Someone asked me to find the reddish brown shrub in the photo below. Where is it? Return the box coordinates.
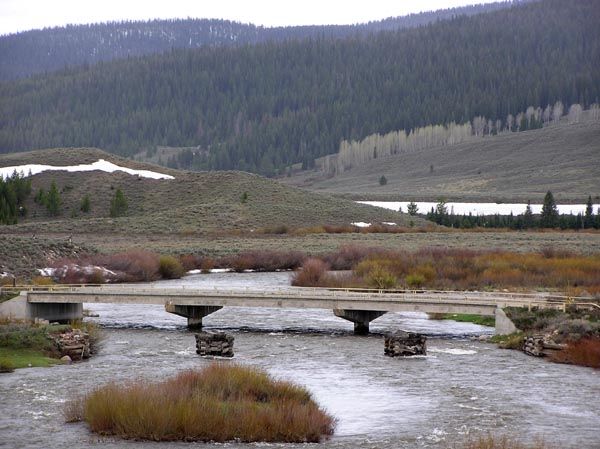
[219,251,306,272]
[291,258,329,287]
[179,254,200,271]
[549,338,600,368]
[322,245,389,270]
[199,257,216,273]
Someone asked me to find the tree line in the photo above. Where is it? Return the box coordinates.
[0,175,129,225]
[0,171,31,224]
[0,0,598,177]
[423,193,600,230]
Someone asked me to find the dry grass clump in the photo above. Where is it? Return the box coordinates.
[65,364,335,443]
[549,337,600,368]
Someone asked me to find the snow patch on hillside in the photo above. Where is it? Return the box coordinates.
[0,159,174,180]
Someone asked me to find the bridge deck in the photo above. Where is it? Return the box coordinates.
[24,286,577,316]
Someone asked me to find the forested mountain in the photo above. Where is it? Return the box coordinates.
[0,1,521,80]
[0,0,598,176]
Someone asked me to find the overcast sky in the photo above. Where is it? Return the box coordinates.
[0,0,502,36]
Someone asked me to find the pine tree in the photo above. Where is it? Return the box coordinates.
[46,181,62,216]
[523,200,534,228]
[109,188,128,217]
[80,194,91,213]
[540,191,558,228]
[584,195,594,228]
[407,202,419,216]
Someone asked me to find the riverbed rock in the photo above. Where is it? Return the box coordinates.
[195,332,234,357]
[522,334,566,357]
[384,330,427,357]
[60,355,72,364]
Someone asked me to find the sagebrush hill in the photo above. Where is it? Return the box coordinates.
[0,148,418,235]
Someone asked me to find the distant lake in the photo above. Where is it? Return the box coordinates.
[359,201,597,216]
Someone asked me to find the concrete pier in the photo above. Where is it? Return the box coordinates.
[334,309,387,335]
[164,304,222,329]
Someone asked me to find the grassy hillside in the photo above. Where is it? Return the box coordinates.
[283,120,600,203]
[0,148,417,235]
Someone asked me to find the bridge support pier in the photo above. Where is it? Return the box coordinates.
[333,309,386,335]
[165,304,222,329]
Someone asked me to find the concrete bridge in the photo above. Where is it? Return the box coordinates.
[1,285,588,334]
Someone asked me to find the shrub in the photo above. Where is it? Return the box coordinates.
[405,273,425,288]
[366,265,396,289]
[31,276,54,286]
[65,364,335,443]
[355,259,397,289]
[0,358,15,372]
[179,254,199,271]
[199,257,216,273]
[220,250,306,272]
[292,258,329,287]
[158,255,185,279]
[490,332,525,350]
[549,337,600,368]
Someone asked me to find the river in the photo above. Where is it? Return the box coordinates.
[1,272,599,449]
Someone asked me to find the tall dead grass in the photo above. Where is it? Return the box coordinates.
[65,364,335,443]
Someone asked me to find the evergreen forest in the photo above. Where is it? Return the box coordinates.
[0,0,598,176]
[0,1,519,80]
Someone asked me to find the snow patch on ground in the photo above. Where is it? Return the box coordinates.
[39,264,118,281]
[1,159,174,180]
[351,222,371,227]
[37,268,56,277]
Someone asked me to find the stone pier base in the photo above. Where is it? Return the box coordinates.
[165,304,222,329]
[333,309,386,335]
[384,330,427,356]
[195,332,234,357]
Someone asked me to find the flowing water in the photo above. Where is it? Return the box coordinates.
[1,272,599,449]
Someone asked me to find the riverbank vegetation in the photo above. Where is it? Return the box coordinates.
[0,320,100,371]
[65,363,335,443]
[25,246,600,297]
[493,306,600,368]
[429,313,495,327]
[291,247,600,295]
